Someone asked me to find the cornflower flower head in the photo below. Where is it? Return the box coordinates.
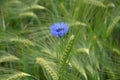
[50,22,69,37]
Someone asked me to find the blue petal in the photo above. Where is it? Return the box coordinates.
[61,22,69,34]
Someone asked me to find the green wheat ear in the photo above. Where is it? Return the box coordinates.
[84,0,105,7]
[7,72,31,80]
[0,54,19,63]
[59,35,75,80]
[36,58,58,80]
[106,16,120,37]
[10,37,35,46]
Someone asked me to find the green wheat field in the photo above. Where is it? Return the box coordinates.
[0,0,120,80]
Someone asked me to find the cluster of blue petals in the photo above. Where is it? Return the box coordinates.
[50,22,69,37]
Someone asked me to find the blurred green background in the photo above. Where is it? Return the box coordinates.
[0,0,120,80]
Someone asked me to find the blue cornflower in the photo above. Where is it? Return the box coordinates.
[50,22,69,37]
